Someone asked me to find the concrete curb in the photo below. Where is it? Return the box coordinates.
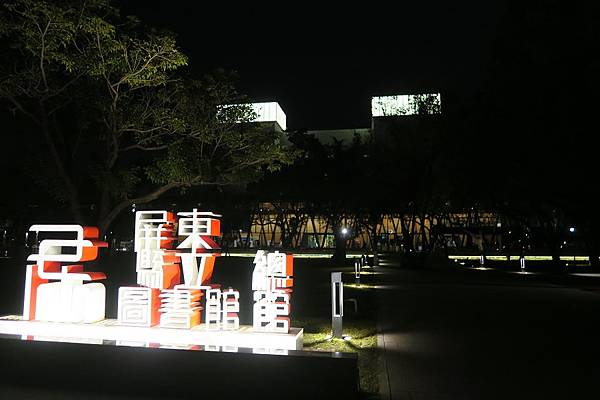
[375,266,392,400]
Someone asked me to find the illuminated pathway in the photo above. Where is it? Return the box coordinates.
[375,257,600,400]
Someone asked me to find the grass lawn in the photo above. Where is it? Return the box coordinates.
[294,269,382,399]
[298,315,380,397]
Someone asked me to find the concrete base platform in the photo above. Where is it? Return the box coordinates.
[0,332,359,399]
[0,315,303,351]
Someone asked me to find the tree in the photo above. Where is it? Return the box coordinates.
[1,0,294,235]
[255,130,373,260]
[0,0,120,222]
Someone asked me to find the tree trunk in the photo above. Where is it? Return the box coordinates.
[370,216,380,265]
[583,235,598,267]
[40,102,83,223]
[98,182,181,238]
[332,221,347,262]
[98,185,111,228]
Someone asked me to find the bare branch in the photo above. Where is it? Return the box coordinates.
[39,19,52,91]
[120,143,170,152]
[3,95,42,125]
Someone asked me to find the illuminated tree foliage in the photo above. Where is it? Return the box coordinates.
[0,0,293,234]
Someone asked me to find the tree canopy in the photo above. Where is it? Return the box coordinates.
[0,0,295,234]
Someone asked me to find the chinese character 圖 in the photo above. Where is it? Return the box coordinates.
[252,250,294,333]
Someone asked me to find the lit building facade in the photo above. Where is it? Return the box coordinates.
[236,202,502,254]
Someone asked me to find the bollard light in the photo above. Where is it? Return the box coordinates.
[331,272,343,338]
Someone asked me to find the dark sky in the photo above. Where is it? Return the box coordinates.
[118,1,508,130]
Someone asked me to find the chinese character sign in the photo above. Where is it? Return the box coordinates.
[134,211,180,289]
[252,250,294,333]
[119,209,243,331]
[175,210,221,288]
[23,225,108,323]
[21,212,295,336]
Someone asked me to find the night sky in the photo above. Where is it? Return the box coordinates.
[3,0,597,214]
[118,1,508,130]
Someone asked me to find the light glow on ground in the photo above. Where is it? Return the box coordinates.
[0,316,303,351]
[449,255,593,262]
[225,252,367,259]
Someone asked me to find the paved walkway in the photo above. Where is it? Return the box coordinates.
[375,258,600,399]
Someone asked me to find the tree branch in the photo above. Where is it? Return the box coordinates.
[3,95,42,125]
[38,19,51,91]
[120,143,170,152]
[99,181,182,235]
